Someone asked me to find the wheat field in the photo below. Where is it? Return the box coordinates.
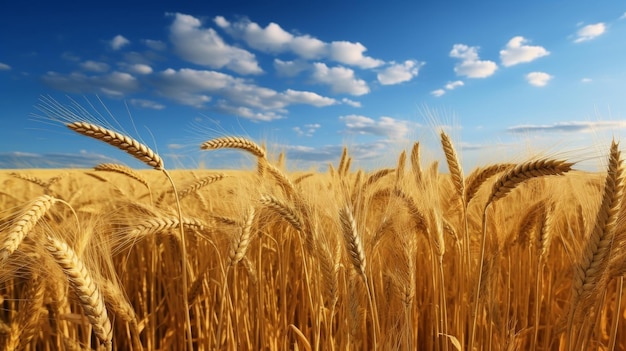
[1,124,626,350]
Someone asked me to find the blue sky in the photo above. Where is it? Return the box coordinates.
[1,1,625,171]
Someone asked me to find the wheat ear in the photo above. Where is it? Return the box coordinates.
[572,140,624,310]
[67,121,163,170]
[464,163,513,205]
[0,195,56,263]
[94,163,150,189]
[440,131,465,203]
[260,194,305,232]
[227,207,256,268]
[200,136,266,158]
[487,158,573,205]
[45,236,113,350]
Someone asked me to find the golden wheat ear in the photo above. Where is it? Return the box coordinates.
[200,136,266,158]
[67,121,164,170]
[45,235,113,350]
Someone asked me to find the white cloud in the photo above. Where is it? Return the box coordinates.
[508,120,626,134]
[153,68,337,119]
[328,41,384,68]
[574,23,606,43]
[110,35,130,50]
[42,71,139,97]
[126,63,153,75]
[168,13,262,75]
[293,123,321,137]
[340,114,411,140]
[0,62,12,70]
[450,44,497,78]
[431,89,446,97]
[377,60,423,85]
[214,16,293,52]
[342,98,361,107]
[525,71,553,87]
[80,60,110,73]
[581,77,592,83]
[215,16,383,67]
[273,59,309,77]
[282,89,337,107]
[445,80,464,90]
[129,98,165,110]
[143,39,166,51]
[311,63,369,96]
[620,12,626,20]
[500,36,550,66]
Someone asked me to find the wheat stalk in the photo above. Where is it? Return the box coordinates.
[45,235,113,350]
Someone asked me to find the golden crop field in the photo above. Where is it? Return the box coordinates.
[1,124,626,350]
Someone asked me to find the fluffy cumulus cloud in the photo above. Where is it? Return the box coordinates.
[525,71,552,87]
[508,120,626,134]
[42,71,139,97]
[215,16,383,67]
[168,13,262,75]
[311,63,369,96]
[574,23,606,43]
[500,36,550,66]
[377,60,423,85]
[126,63,153,75]
[110,35,130,50]
[340,114,411,140]
[450,44,497,78]
[328,41,384,68]
[152,68,337,120]
[0,62,11,70]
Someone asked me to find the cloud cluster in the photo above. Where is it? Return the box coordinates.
[500,36,550,66]
[450,44,498,78]
[0,62,12,70]
[311,63,369,96]
[214,16,384,69]
[339,114,412,140]
[169,13,262,75]
[153,68,337,120]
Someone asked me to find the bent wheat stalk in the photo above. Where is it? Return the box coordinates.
[470,157,574,351]
[45,236,113,351]
[67,121,193,351]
